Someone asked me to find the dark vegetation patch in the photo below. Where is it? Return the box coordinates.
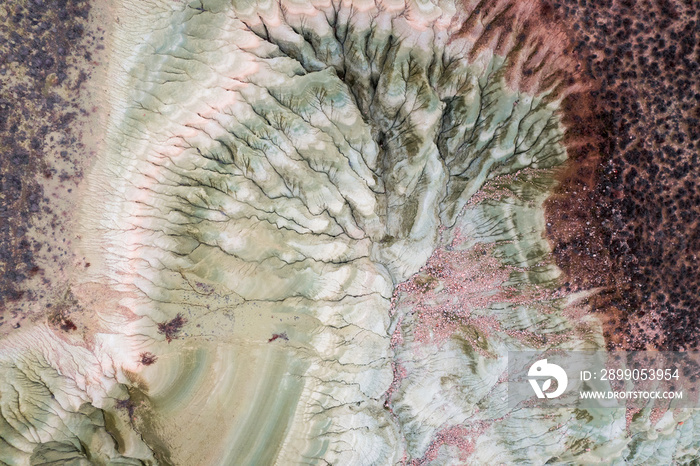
[545,0,699,350]
[46,288,81,332]
[115,398,136,420]
[157,313,187,342]
[0,0,100,324]
[139,352,158,365]
[268,332,288,343]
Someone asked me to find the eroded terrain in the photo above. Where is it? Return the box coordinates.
[0,0,698,464]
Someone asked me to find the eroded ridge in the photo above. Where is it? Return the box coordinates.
[79,0,574,463]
